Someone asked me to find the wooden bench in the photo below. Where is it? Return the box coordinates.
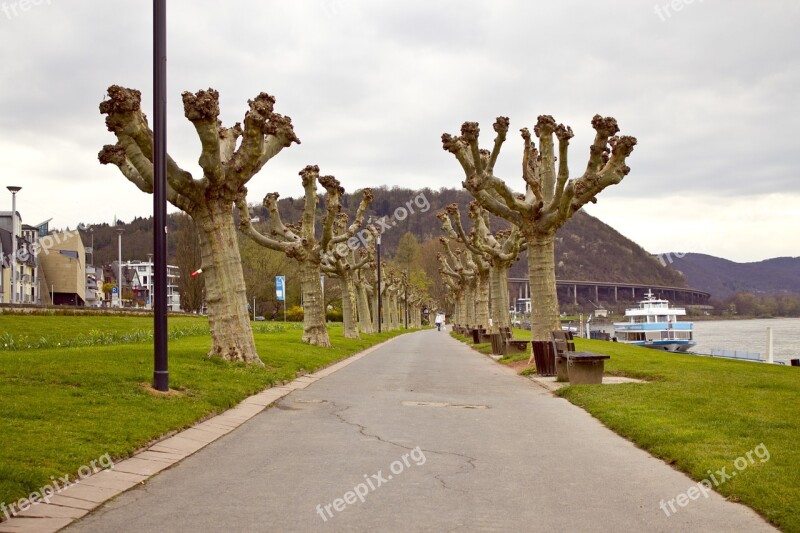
[489,327,531,356]
[551,330,611,384]
[500,327,531,354]
[552,330,576,382]
[566,351,611,384]
[471,326,491,344]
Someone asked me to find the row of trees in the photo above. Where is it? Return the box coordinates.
[438,115,637,340]
[98,86,426,366]
[715,293,800,318]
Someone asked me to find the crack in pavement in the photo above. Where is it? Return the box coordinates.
[328,400,476,492]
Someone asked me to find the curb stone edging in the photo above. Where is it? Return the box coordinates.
[0,335,404,533]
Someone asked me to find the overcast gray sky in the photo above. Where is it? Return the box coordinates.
[1,0,798,262]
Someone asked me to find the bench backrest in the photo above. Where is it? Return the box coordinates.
[551,330,576,355]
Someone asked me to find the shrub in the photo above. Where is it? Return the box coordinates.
[285,306,304,322]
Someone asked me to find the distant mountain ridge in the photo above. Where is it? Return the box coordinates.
[667,253,800,298]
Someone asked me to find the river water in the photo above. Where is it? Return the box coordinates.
[691,318,800,364]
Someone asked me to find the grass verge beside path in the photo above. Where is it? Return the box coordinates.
[451,330,800,532]
[0,317,409,510]
[0,314,209,350]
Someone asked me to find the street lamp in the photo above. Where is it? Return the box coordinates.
[116,227,124,308]
[6,186,21,304]
[375,222,382,333]
[404,271,409,329]
[367,215,383,332]
[88,227,94,266]
[152,0,169,391]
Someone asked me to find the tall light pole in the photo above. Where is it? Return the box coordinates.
[89,227,94,266]
[116,227,124,307]
[404,271,408,329]
[152,0,169,391]
[6,186,21,304]
[376,229,382,333]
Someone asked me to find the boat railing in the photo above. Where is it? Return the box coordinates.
[624,306,687,314]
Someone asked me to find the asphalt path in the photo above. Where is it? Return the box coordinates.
[66,329,774,532]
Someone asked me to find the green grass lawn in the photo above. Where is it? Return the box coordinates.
[452,330,800,532]
[0,315,408,509]
[0,314,210,350]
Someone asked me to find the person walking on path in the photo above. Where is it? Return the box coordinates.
[434,312,444,331]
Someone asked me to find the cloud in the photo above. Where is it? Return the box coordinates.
[0,0,798,261]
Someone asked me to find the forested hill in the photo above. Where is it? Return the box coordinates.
[668,253,800,298]
[80,186,685,288]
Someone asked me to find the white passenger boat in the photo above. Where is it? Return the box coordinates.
[613,291,696,352]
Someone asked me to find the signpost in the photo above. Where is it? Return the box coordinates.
[276,275,286,321]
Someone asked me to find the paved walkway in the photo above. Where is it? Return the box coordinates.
[57,329,772,532]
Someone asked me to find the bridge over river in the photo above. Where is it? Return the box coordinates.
[508,278,711,308]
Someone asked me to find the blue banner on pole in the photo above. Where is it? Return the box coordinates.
[276,276,285,301]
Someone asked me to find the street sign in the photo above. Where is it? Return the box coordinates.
[275,276,285,301]
[112,287,118,294]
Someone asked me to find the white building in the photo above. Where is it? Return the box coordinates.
[123,260,181,311]
[0,212,40,304]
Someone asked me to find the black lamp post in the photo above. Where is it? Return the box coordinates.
[152,0,169,391]
[376,230,382,333]
[369,216,382,333]
[404,272,408,329]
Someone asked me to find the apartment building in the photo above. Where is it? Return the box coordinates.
[122,260,181,311]
[0,212,39,304]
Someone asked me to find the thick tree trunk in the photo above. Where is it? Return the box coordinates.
[456,291,466,327]
[464,282,476,328]
[356,282,373,334]
[300,260,331,347]
[341,273,359,339]
[490,265,511,331]
[527,232,561,340]
[475,270,490,331]
[196,206,262,365]
[385,292,396,330]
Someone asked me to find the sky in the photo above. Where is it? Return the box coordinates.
[0,0,798,263]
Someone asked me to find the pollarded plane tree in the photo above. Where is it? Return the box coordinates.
[437,238,477,328]
[349,228,379,334]
[99,86,299,364]
[402,282,425,328]
[380,267,405,331]
[236,166,372,347]
[441,276,463,326]
[437,251,468,327]
[442,115,636,340]
[380,267,398,331]
[438,201,524,332]
[389,271,409,329]
[364,265,381,333]
[321,218,375,339]
[440,227,491,331]
[353,259,376,334]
